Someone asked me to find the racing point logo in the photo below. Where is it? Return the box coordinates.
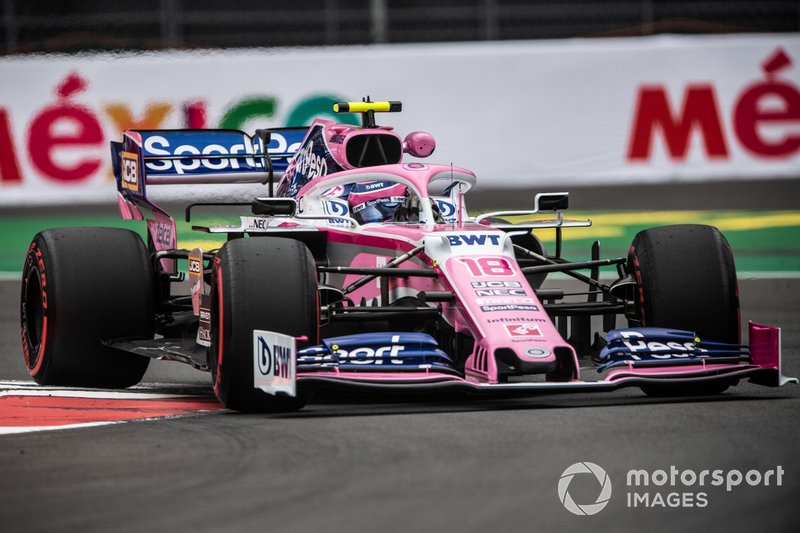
[558,462,612,516]
[504,323,543,337]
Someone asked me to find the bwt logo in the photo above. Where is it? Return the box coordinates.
[258,337,291,379]
[447,234,501,246]
[324,199,350,217]
[435,200,456,219]
[558,462,613,516]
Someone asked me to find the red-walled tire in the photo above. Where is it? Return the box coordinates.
[210,237,319,412]
[20,228,154,388]
[628,224,739,396]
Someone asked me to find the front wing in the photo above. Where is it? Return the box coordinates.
[252,322,796,398]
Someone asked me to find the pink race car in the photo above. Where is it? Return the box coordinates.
[20,100,796,411]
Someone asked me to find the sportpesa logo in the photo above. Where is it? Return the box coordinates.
[558,462,612,516]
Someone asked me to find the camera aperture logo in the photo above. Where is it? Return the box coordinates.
[558,462,612,516]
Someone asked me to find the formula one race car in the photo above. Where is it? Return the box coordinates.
[20,99,796,411]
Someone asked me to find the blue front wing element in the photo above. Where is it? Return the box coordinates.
[597,327,749,372]
[297,332,455,373]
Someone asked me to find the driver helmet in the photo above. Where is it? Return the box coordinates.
[348,181,407,224]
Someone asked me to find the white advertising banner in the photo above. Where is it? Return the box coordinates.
[0,34,798,206]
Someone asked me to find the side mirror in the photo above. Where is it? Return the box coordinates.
[403,131,436,158]
[534,192,569,212]
[251,197,296,216]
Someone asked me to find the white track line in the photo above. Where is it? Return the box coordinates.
[0,421,120,435]
[0,380,198,399]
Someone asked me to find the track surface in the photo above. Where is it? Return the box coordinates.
[1,278,798,532]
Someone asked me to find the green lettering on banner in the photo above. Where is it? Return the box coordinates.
[219,97,276,130]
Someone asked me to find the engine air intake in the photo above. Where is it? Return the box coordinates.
[345,133,403,168]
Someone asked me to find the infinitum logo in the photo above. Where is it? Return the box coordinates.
[558,462,613,516]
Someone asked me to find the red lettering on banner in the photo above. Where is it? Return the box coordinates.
[627,84,729,160]
[734,48,800,158]
[0,108,22,183]
[183,100,207,128]
[26,72,104,183]
[628,47,799,163]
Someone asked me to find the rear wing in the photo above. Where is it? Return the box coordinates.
[111,127,307,203]
[110,127,307,275]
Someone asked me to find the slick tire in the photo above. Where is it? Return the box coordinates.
[512,232,548,290]
[20,228,154,388]
[210,238,318,412]
[628,224,740,396]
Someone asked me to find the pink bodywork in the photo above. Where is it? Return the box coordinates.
[283,130,789,390]
[403,131,436,157]
[292,160,576,385]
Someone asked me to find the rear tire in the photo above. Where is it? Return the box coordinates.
[210,238,319,412]
[20,228,154,388]
[628,224,739,396]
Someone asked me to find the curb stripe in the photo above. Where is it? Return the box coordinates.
[0,382,223,435]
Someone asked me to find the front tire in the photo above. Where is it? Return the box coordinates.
[210,238,319,412]
[628,224,739,396]
[20,228,154,388]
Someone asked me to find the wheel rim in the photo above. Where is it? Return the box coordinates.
[210,265,224,398]
[22,268,44,370]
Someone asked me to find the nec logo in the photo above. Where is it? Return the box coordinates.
[447,234,501,246]
[248,218,268,229]
[475,289,527,296]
